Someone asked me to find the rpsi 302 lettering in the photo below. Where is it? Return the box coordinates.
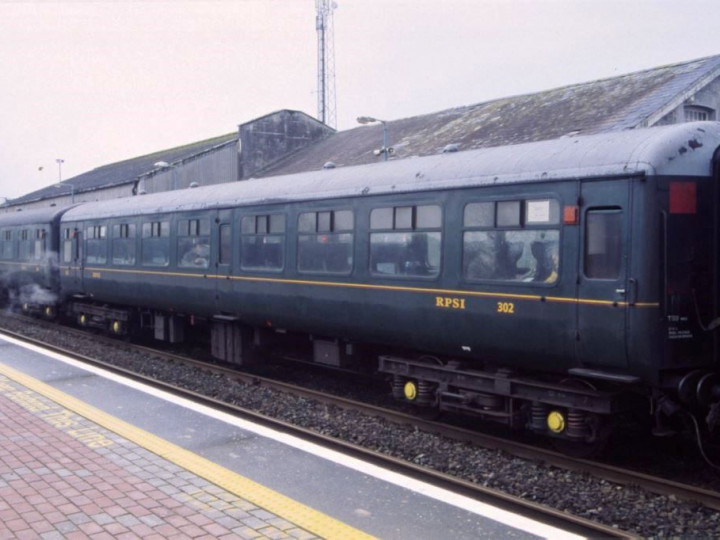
[435,297,466,310]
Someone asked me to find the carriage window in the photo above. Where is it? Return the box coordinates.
[298,210,353,274]
[141,220,170,266]
[241,214,285,271]
[178,218,211,269]
[525,199,560,225]
[86,225,107,264]
[111,223,136,265]
[18,228,45,262]
[18,229,32,261]
[496,201,521,227]
[62,227,76,263]
[33,229,47,260]
[464,202,494,227]
[464,230,559,282]
[463,199,560,283]
[370,205,442,278]
[219,224,231,265]
[585,208,622,279]
[0,229,13,260]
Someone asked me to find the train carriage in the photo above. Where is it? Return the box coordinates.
[0,206,69,316]
[19,121,720,447]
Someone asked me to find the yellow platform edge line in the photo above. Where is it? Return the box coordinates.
[0,361,375,540]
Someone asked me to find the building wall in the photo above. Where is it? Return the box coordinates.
[684,78,720,120]
[238,110,334,179]
[138,142,239,195]
[654,76,720,126]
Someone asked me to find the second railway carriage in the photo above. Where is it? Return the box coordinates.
[0,206,69,314]
[54,121,720,445]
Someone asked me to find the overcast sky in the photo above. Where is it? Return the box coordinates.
[1,0,719,199]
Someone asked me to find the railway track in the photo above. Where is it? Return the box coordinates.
[2,315,719,535]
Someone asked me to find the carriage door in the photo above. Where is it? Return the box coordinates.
[214,209,233,311]
[61,225,83,290]
[576,179,632,368]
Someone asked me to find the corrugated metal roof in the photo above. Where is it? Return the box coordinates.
[62,122,720,221]
[262,55,720,177]
[12,54,720,208]
[10,133,238,205]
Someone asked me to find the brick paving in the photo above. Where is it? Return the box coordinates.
[0,374,318,539]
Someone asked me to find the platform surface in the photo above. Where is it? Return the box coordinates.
[0,334,580,539]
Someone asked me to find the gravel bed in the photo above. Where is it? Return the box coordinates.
[2,315,720,537]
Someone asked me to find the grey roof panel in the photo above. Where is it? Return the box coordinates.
[262,55,720,178]
[62,122,720,222]
[0,205,73,227]
[10,133,238,205]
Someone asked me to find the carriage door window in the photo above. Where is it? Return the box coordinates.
[62,228,77,263]
[584,208,622,279]
[34,229,47,260]
[219,224,231,266]
[0,230,12,260]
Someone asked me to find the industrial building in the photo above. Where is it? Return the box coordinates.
[6,54,720,212]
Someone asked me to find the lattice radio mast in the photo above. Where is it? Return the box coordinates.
[316,0,337,128]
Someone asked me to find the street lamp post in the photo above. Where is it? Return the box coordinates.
[56,158,64,182]
[357,116,390,161]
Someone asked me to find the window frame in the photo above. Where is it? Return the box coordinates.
[240,212,286,272]
[177,217,211,269]
[297,209,354,275]
[85,224,108,265]
[369,204,442,279]
[141,219,170,267]
[583,207,623,280]
[111,222,137,266]
[461,198,561,285]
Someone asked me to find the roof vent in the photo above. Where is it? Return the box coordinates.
[189,182,199,188]
[442,143,459,153]
[323,161,336,169]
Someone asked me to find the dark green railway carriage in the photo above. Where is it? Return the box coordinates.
[56,122,720,445]
[0,206,69,316]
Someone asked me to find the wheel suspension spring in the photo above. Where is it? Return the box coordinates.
[416,381,437,406]
[530,402,548,431]
[566,409,589,440]
[391,376,405,400]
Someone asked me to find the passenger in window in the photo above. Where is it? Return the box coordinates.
[182,242,210,268]
[546,250,559,283]
[531,241,558,283]
[467,234,499,280]
[500,241,523,279]
[402,234,430,276]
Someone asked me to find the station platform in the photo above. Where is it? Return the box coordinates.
[0,334,580,539]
